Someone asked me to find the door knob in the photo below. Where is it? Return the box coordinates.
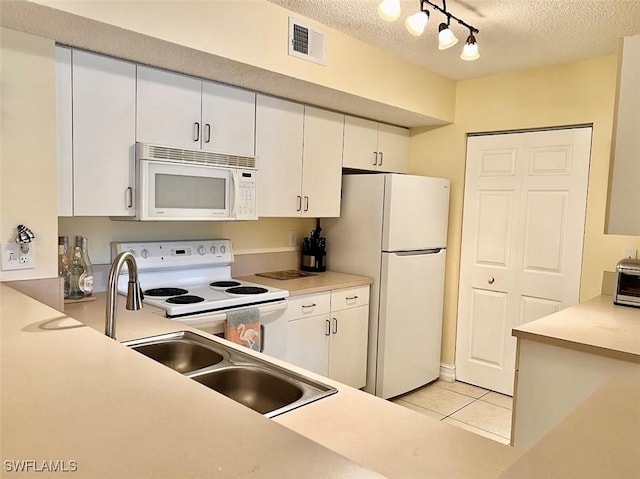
[488,276,495,285]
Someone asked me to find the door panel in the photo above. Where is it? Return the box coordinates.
[378,250,446,398]
[468,289,507,367]
[383,175,450,251]
[456,127,592,395]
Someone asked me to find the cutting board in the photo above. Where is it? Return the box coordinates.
[256,270,317,280]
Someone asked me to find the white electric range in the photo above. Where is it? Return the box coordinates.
[112,239,289,358]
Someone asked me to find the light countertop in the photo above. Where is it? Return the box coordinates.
[512,295,640,362]
[237,271,372,296]
[1,284,523,478]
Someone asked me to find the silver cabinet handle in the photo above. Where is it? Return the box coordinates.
[259,324,265,352]
[126,187,133,208]
[488,276,495,285]
[325,319,331,336]
[303,196,309,212]
[332,317,338,335]
[205,123,211,143]
[373,152,378,165]
[194,122,200,142]
[345,295,358,301]
[302,303,317,309]
[378,151,384,166]
[296,195,302,212]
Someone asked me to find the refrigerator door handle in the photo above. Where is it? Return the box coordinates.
[392,248,445,256]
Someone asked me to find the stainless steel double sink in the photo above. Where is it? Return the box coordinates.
[122,331,337,418]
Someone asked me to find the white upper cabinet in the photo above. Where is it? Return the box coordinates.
[136,66,255,156]
[343,116,408,173]
[56,46,73,217]
[256,95,344,217]
[607,34,640,236]
[301,106,344,217]
[58,49,136,216]
[256,95,305,217]
[201,81,255,157]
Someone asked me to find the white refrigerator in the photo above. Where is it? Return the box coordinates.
[325,174,450,399]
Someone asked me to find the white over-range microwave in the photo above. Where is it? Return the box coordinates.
[117,143,258,221]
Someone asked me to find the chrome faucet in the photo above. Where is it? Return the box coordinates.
[105,251,143,339]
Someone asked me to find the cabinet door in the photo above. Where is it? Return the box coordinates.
[72,50,136,216]
[201,81,255,156]
[286,314,330,377]
[56,46,73,217]
[342,116,379,170]
[136,66,202,149]
[255,95,304,217]
[377,123,408,173]
[328,305,369,388]
[301,107,344,218]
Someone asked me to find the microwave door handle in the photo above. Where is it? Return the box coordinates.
[230,171,239,218]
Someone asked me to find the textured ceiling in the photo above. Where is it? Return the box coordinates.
[267,0,640,81]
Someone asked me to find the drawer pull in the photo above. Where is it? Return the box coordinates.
[345,295,359,301]
[302,303,317,309]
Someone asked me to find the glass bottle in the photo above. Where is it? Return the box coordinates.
[58,236,70,298]
[67,244,86,300]
[79,236,94,297]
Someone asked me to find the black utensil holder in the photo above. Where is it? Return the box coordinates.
[301,252,326,272]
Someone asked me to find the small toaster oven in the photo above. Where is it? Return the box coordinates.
[614,258,640,308]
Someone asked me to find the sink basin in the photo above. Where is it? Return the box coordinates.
[191,366,303,415]
[131,339,224,374]
[123,331,337,418]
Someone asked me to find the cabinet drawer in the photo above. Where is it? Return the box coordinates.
[286,292,331,319]
[331,286,370,311]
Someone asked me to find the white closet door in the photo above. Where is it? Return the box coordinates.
[456,128,592,395]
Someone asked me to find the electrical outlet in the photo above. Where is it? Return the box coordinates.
[288,230,298,247]
[624,249,637,259]
[1,242,35,271]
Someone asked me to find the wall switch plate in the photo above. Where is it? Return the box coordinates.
[288,230,298,247]
[1,241,35,271]
[624,249,638,259]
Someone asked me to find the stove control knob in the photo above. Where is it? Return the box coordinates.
[140,249,149,259]
[210,245,217,255]
[198,246,207,255]
[220,245,226,254]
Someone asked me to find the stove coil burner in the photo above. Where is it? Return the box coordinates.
[226,286,269,295]
[166,295,205,304]
[144,287,189,297]
[209,281,242,288]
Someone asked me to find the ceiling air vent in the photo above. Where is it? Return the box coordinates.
[288,18,326,65]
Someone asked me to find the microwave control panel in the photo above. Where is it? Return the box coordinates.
[235,170,258,220]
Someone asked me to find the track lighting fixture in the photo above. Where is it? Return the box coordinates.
[378,0,480,61]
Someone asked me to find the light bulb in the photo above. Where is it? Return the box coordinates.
[438,23,458,50]
[378,0,401,22]
[460,35,479,61]
[405,11,429,36]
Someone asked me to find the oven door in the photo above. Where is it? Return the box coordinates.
[172,300,288,360]
[139,159,232,220]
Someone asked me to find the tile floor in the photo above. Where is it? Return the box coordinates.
[391,379,513,445]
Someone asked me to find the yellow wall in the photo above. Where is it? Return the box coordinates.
[33,0,455,123]
[0,28,58,281]
[58,217,316,265]
[409,56,640,365]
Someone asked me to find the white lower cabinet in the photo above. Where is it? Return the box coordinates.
[286,286,369,388]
